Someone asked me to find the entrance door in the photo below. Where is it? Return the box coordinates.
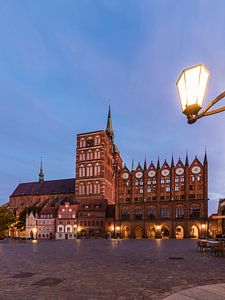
[190,225,199,239]
[175,226,184,239]
[122,226,130,238]
[135,226,143,239]
[147,227,155,238]
[65,234,68,240]
[161,226,170,238]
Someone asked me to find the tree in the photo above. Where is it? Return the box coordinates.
[0,207,16,238]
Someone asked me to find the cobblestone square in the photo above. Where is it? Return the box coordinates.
[0,239,225,299]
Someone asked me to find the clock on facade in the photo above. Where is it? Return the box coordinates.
[121,173,129,179]
[148,170,156,177]
[176,167,184,175]
[191,166,201,174]
[86,139,94,147]
[135,171,143,179]
[161,169,170,177]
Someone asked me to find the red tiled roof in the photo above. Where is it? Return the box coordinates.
[10,178,75,197]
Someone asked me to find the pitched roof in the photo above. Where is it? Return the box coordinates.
[39,206,58,217]
[10,178,75,197]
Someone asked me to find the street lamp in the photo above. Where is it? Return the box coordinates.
[176,64,225,124]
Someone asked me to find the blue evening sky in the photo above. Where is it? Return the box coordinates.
[1,1,225,214]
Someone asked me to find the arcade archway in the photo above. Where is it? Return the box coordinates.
[147,226,155,238]
[175,226,184,239]
[190,225,199,239]
[122,226,130,238]
[135,226,143,239]
[161,226,170,238]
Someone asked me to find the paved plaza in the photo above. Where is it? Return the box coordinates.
[0,239,225,299]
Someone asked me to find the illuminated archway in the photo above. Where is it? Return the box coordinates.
[122,226,130,238]
[147,226,155,238]
[190,225,199,239]
[175,226,184,239]
[161,226,170,238]
[135,226,143,239]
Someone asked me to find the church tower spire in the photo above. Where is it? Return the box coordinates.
[39,159,44,183]
[204,148,208,165]
[106,105,114,143]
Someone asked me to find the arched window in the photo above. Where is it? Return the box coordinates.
[79,165,85,177]
[147,207,156,219]
[89,183,93,194]
[95,136,101,146]
[120,208,130,220]
[94,163,101,176]
[86,164,93,177]
[94,182,100,194]
[96,182,100,194]
[190,204,200,218]
[87,150,93,160]
[86,183,92,194]
[86,183,90,194]
[79,151,85,161]
[161,206,169,218]
[94,149,100,159]
[79,184,85,195]
[175,205,184,218]
[80,138,85,148]
[135,207,142,220]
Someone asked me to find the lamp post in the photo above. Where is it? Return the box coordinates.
[74,224,77,239]
[143,198,146,239]
[176,64,225,124]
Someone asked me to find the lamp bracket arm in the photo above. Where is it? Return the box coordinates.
[201,91,225,116]
[187,91,225,123]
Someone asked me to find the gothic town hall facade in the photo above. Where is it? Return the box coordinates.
[10,107,208,239]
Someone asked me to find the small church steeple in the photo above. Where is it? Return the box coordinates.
[106,105,114,143]
[131,159,135,172]
[39,159,44,183]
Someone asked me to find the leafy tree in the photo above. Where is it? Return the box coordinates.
[0,207,16,238]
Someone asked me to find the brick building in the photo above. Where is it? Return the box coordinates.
[36,206,57,239]
[116,155,208,239]
[10,107,208,239]
[77,199,108,238]
[209,199,225,237]
[55,202,79,239]
[9,176,75,213]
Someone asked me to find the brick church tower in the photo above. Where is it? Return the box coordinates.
[75,107,122,205]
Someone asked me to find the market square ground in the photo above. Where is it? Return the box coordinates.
[0,239,225,299]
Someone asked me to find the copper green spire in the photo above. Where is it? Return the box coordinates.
[106,105,114,143]
[39,158,44,183]
[131,159,135,171]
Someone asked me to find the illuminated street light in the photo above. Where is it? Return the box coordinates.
[176,64,225,124]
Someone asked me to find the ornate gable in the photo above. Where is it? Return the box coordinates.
[147,161,156,178]
[161,160,170,177]
[190,156,203,174]
[175,158,185,176]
